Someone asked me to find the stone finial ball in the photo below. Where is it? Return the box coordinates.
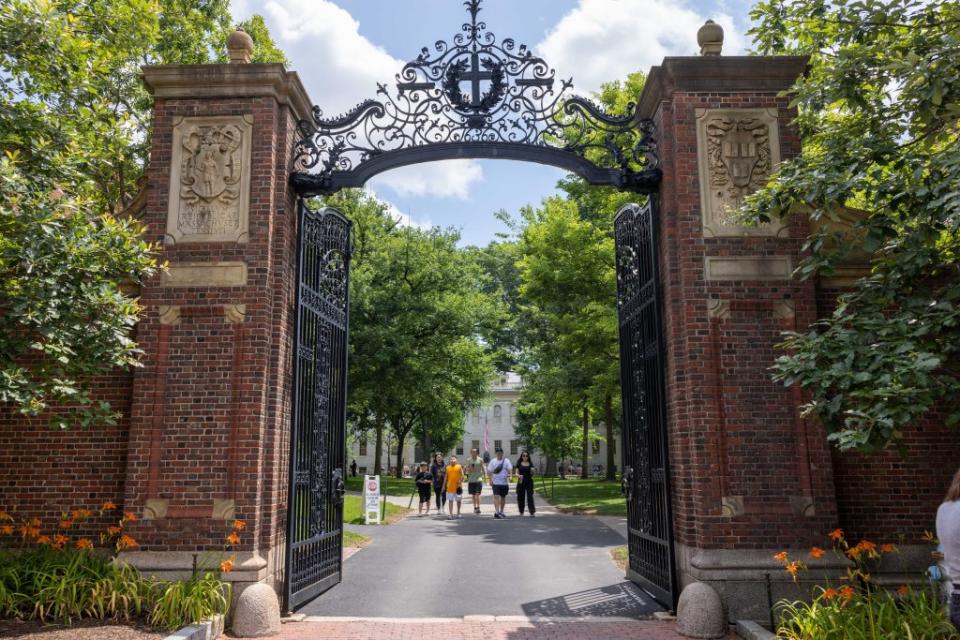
[227,28,254,64]
[697,19,724,56]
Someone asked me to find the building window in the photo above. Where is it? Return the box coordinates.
[471,439,480,452]
[456,444,464,455]
[494,439,502,453]
[510,439,518,455]
[359,466,367,475]
[359,434,367,456]
[493,405,502,423]
[592,439,601,454]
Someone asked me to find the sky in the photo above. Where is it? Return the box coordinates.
[230,0,751,246]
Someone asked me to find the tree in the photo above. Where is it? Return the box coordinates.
[746,0,960,451]
[0,1,285,425]
[327,190,499,476]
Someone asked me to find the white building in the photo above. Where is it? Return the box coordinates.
[348,372,619,476]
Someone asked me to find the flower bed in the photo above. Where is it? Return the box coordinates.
[773,529,958,639]
[0,504,243,633]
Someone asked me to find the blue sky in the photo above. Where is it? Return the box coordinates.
[231,0,752,246]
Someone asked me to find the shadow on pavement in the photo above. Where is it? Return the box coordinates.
[519,581,659,619]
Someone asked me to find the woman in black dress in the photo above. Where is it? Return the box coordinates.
[430,452,446,512]
[516,450,536,517]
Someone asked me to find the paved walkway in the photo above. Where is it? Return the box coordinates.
[303,486,659,619]
[275,619,734,640]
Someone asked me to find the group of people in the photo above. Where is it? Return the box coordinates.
[413,447,537,520]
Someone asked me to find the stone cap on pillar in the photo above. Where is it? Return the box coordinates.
[141,64,313,123]
[636,55,809,119]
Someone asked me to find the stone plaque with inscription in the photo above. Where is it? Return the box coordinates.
[695,108,785,237]
[166,115,253,244]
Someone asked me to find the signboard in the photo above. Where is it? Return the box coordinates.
[363,475,381,525]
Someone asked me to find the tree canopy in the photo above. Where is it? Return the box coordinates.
[0,0,285,426]
[746,0,960,451]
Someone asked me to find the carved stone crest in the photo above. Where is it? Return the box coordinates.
[696,109,785,237]
[166,115,252,244]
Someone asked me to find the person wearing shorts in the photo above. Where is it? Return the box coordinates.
[488,447,512,519]
[464,447,487,514]
[445,455,464,519]
[414,462,433,516]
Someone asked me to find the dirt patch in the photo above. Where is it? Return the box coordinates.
[0,619,164,640]
[553,506,599,515]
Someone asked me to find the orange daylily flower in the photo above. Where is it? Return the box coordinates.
[72,509,93,520]
[880,543,896,554]
[220,558,235,573]
[101,500,117,511]
[773,551,789,562]
[117,534,138,550]
[0,511,12,521]
[839,586,856,601]
[123,511,138,523]
[822,587,839,600]
[828,528,844,541]
[785,561,802,576]
[75,538,94,550]
[107,525,122,536]
[36,535,51,545]
[897,585,910,596]
[0,525,13,535]
[226,532,241,545]
[233,520,246,531]
[20,518,41,540]
[809,547,825,559]
[51,534,69,550]
[59,519,73,529]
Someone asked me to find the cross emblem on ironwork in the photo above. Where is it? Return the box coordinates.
[462,52,493,109]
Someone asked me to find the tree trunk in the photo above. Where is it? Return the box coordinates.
[581,404,590,479]
[374,414,384,475]
[604,393,617,481]
[545,456,557,477]
[395,429,405,479]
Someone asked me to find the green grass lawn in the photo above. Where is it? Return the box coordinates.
[343,494,409,525]
[345,475,417,497]
[343,530,370,548]
[535,477,625,515]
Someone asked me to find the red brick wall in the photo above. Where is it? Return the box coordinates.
[652,76,839,551]
[0,369,133,540]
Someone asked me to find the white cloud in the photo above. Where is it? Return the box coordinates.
[367,160,484,200]
[376,197,433,231]
[537,0,745,94]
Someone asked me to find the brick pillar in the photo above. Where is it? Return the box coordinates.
[119,61,311,599]
[638,56,844,623]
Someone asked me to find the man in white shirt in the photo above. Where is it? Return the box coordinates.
[488,447,513,519]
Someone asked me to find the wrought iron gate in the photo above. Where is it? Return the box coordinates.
[614,199,677,608]
[285,202,351,611]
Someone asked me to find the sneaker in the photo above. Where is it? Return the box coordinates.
[493,513,502,519]
[474,508,480,514]
[530,513,536,517]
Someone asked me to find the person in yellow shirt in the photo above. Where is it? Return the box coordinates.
[445,455,464,520]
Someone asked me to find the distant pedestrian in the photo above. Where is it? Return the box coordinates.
[350,459,357,477]
[515,450,536,517]
[414,462,433,516]
[464,447,488,515]
[430,453,446,511]
[937,466,960,632]
[445,455,464,519]
[488,447,512,519]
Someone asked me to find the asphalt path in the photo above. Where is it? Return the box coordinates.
[302,487,661,619]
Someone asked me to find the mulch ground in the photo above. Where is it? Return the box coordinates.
[0,619,164,639]
[275,619,737,640]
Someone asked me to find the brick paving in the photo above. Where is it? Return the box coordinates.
[272,618,736,640]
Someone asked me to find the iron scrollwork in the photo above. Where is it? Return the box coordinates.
[290,0,661,195]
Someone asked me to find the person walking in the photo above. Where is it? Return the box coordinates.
[464,447,487,515]
[414,462,433,516]
[515,450,536,517]
[937,467,960,632]
[488,447,512,519]
[350,459,357,477]
[430,453,446,512]
[445,454,464,519]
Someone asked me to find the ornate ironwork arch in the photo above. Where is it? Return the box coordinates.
[289,0,662,196]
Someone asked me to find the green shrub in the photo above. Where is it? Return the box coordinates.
[149,572,230,631]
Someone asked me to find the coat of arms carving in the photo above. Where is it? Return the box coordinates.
[166,115,253,244]
[695,109,785,237]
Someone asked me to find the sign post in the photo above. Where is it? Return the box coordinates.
[363,475,381,525]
